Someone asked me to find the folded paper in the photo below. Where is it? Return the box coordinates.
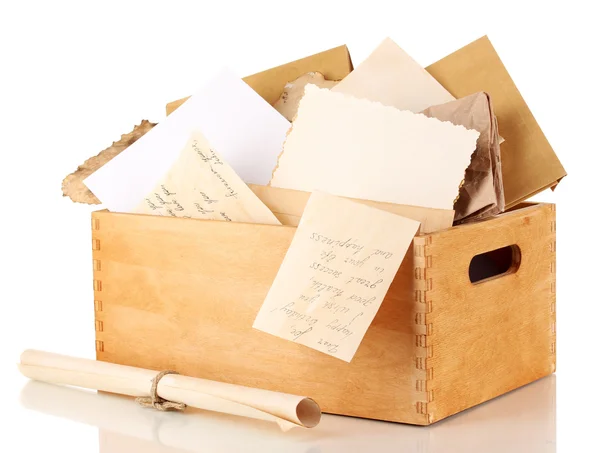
[422,92,504,221]
[270,85,479,210]
[84,68,290,213]
[253,192,420,362]
[133,131,280,225]
[332,37,454,112]
[426,36,566,208]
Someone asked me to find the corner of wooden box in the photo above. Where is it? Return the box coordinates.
[91,210,105,361]
[412,235,436,424]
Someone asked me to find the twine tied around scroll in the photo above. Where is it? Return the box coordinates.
[136,370,187,411]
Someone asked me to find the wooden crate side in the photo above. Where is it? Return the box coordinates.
[91,211,423,424]
[422,203,556,423]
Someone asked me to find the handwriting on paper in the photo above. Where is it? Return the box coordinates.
[253,192,420,361]
[133,131,280,225]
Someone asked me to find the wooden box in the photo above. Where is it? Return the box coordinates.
[91,200,556,425]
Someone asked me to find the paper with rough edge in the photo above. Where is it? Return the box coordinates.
[84,68,290,213]
[426,35,566,208]
[273,72,338,121]
[253,192,420,362]
[421,92,505,222]
[270,85,480,210]
[132,131,280,225]
[62,120,156,204]
[332,37,454,112]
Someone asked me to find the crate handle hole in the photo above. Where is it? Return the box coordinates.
[469,245,521,284]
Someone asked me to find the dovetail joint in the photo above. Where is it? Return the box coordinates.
[93,280,102,291]
[95,340,104,352]
[94,300,103,312]
[93,259,101,271]
[95,320,104,332]
[92,239,101,251]
[414,236,434,419]
[92,218,100,230]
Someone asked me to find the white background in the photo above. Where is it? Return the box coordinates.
[1,1,598,451]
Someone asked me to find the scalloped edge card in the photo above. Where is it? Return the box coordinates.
[270,85,480,210]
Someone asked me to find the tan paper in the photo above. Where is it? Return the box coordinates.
[270,85,479,210]
[249,184,455,233]
[166,45,353,115]
[19,349,321,429]
[273,72,338,121]
[332,37,454,112]
[426,36,566,207]
[253,192,420,362]
[133,131,280,225]
[421,92,504,222]
[62,120,156,204]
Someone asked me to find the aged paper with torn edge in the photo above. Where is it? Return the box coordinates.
[273,72,338,121]
[253,192,420,362]
[332,37,454,112]
[133,131,280,225]
[166,45,353,115]
[84,68,290,213]
[270,85,479,210]
[421,92,504,222]
[62,120,156,204]
[426,35,566,208]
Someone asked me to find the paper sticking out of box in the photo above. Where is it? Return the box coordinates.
[84,68,291,213]
[132,131,281,225]
[426,36,567,208]
[249,184,455,233]
[62,120,156,205]
[270,85,480,210]
[332,37,454,112]
[422,92,504,222]
[166,45,354,116]
[253,191,420,362]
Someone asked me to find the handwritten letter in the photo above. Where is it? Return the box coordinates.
[133,131,280,225]
[253,192,420,361]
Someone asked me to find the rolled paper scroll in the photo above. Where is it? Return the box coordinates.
[18,350,321,429]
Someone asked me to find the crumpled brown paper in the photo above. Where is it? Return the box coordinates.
[61,120,156,204]
[421,92,504,223]
[273,72,338,121]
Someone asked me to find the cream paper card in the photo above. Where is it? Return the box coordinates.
[270,85,480,210]
[253,192,420,362]
[332,37,454,112]
[133,131,280,225]
[84,68,290,213]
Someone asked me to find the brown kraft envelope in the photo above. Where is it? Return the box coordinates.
[426,36,566,208]
[166,45,353,115]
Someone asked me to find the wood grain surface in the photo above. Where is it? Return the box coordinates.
[92,203,555,424]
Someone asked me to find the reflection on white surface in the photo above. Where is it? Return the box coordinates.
[20,376,555,453]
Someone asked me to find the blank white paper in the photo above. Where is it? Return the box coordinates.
[84,69,291,213]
